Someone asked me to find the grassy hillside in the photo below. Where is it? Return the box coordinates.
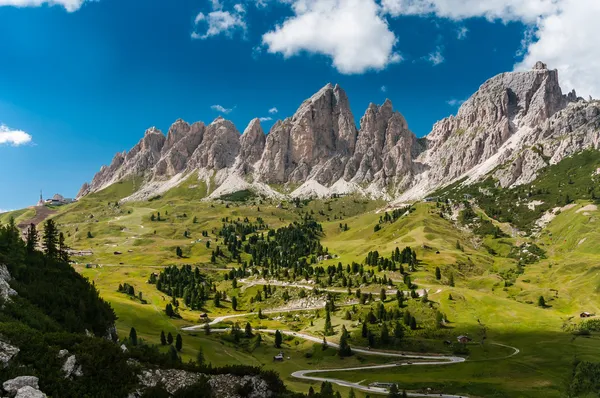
[5,155,600,397]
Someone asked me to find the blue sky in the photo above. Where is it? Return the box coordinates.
[0,0,597,211]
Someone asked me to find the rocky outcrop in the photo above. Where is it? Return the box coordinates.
[0,340,19,368]
[0,264,17,302]
[137,369,273,398]
[77,62,600,202]
[14,386,46,398]
[61,354,83,378]
[3,376,39,396]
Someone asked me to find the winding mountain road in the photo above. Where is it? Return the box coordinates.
[182,311,519,397]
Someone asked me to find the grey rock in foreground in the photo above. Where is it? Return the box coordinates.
[14,386,46,398]
[3,376,39,396]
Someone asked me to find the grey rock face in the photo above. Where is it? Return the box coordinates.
[0,340,19,368]
[62,355,83,378]
[0,265,17,302]
[155,120,204,177]
[188,117,241,170]
[14,386,46,398]
[236,118,266,174]
[3,376,39,396]
[78,62,600,202]
[138,369,273,397]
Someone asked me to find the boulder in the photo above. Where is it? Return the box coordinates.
[3,376,39,396]
[14,386,46,398]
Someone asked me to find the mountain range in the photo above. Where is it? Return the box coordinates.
[77,61,600,202]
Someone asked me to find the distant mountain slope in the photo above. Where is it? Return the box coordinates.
[77,62,600,202]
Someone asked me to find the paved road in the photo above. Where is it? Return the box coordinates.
[182,313,518,397]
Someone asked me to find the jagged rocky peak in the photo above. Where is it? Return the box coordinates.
[154,119,205,177]
[238,118,266,167]
[187,117,241,170]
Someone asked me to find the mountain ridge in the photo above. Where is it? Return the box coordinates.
[77,62,600,202]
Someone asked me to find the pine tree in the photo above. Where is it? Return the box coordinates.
[129,327,138,346]
[448,272,455,287]
[165,303,174,317]
[538,296,546,307]
[362,322,368,338]
[394,321,404,340]
[58,232,69,262]
[410,316,417,330]
[387,384,401,398]
[245,322,253,337]
[258,308,263,319]
[25,223,38,253]
[380,323,389,344]
[213,293,220,307]
[204,323,211,335]
[231,296,238,311]
[275,330,282,348]
[42,219,59,258]
[87,231,93,239]
[176,246,183,257]
[435,267,441,280]
[175,333,183,351]
[196,347,205,366]
[160,331,166,345]
[339,326,352,357]
[380,288,386,302]
[324,308,334,336]
[167,332,174,345]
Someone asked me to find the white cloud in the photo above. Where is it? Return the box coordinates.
[192,3,246,40]
[380,85,387,92]
[380,0,559,23]
[262,0,402,74]
[268,107,278,114]
[0,209,9,214]
[515,0,600,98]
[259,117,273,122]
[426,47,445,65]
[211,105,234,114]
[446,98,466,106]
[0,124,32,146]
[457,26,468,39]
[0,0,85,12]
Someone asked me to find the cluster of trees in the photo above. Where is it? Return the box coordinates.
[378,206,413,225]
[118,282,147,303]
[151,265,214,311]
[158,330,183,351]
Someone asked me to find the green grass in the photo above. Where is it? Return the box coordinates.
[12,165,600,397]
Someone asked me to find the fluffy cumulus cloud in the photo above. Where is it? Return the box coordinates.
[0,0,85,11]
[268,107,278,114]
[192,2,246,40]
[515,0,600,97]
[378,0,600,97]
[210,105,234,114]
[380,0,559,22]
[262,0,402,74]
[0,124,32,146]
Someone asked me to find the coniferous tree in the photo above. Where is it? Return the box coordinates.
[176,246,183,257]
[448,272,455,287]
[274,330,282,348]
[338,326,352,357]
[231,296,238,311]
[175,333,183,351]
[380,288,386,302]
[387,384,401,398]
[435,267,441,280]
[25,223,38,253]
[58,232,69,262]
[160,331,167,345]
[43,219,59,258]
[196,347,205,366]
[362,321,368,338]
[245,322,253,337]
[167,332,174,345]
[538,296,546,307]
[324,308,334,336]
[394,321,404,340]
[129,327,138,346]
